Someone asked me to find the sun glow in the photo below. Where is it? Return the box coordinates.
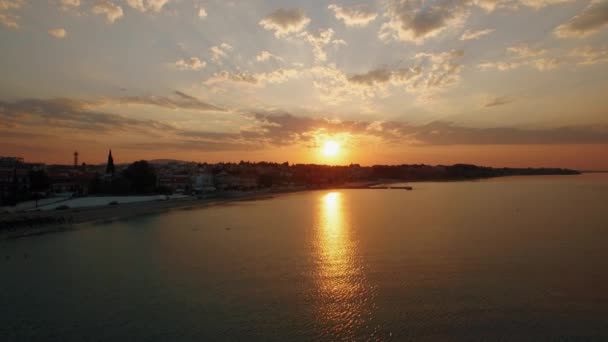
[322,140,340,157]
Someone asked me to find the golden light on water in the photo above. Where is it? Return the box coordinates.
[315,192,375,338]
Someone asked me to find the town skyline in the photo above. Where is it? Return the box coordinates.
[1,1,608,169]
[10,148,608,170]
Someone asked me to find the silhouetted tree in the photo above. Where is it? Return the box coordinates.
[123,160,157,193]
[88,173,102,195]
[29,169,50,192]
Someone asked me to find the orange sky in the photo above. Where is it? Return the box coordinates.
[1,1,608,170]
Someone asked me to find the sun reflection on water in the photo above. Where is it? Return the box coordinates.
[315,192,376,339]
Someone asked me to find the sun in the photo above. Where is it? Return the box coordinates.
[322,140,340,157]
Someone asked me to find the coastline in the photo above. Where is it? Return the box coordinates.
[1,173,588,240]
[0,187,316,240]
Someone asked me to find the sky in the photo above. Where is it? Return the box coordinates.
[1,0,607,169]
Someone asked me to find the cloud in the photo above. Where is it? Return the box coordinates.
[479,44,561,71]
[302,28,336,62]
[472,0,510,12]
[120,91,224,111]
[460,28,494,40]
[310,49,460,104]
[533,57,561,71]
[4,99,608,151]
[259,8,311,38]
[348,68,393,86]
[478,61,523,71]
[205,69,301,86]
[570,45,608,65]
[60,0,80,8]
[484,95,514,107]
[0,98,172,133]
[508,43,546,58]
[554,0,608,38]
[198,6,207,18]
[414,50,464,91]
[210,43,233,63]
[245,112,608,147]
[0,0,25,29]
[379,0,470,44]
[520,0,574,9]
[126,0,170,12]
[328,4,377,27]
[205,71,259,86]
[406,121,608,145]
[174,57,206,70]
[48,28,67,39]
[92,1,124,23]
[256,50,285,63]
[256,68,301,84]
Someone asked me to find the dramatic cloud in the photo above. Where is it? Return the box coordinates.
[256,50,285,63]
[210,43,233,63]
[126,0,170,12]
[484,95,514,107]
[0,0,25,29]
[4,98,608,154]
[379,0,470,44]
[570,45,608,65]
[460,28,494,40]
[0,98,172,133]
[554,0,608,38]
[259,8,311,38]
[328,4,377,27]
[92,1,124,23]
[407,121,608,145]
[120,91,224,111]
[48,28,67,39]
[174,57,206,70]
[313,49,461,103]
[245,112,608,147]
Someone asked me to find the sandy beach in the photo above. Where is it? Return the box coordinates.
[0,190,301,240]
[0,181,410,240]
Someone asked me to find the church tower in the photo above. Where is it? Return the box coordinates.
[106,150,115,176]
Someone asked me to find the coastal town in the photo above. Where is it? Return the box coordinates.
[1,150,580,213]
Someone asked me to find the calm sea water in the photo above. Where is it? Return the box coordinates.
[2,174,608,341]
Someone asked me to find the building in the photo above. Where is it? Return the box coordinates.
[0,157,31,206]
[47,165,95,196]
[192,172,215,193]
[157,174,192,194]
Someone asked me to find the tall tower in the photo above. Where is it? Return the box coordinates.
[74,151,79,167]
[106,150,115,176]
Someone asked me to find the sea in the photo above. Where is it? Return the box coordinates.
[2,173,608,341]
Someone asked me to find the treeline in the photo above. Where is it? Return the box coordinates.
[89,160,162,195]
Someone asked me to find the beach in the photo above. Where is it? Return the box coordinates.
[0,190,301,240]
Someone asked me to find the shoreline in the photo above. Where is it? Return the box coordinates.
[0,173,588,240]
[0,187,317,240]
